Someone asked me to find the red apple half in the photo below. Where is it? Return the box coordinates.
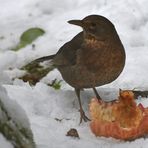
[89,90,148,140]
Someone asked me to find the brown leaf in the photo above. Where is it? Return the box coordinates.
[66,128,80,138]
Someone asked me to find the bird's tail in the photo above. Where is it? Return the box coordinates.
[34,54,56,63]
[21,54,56,84]
[24,54,56,70]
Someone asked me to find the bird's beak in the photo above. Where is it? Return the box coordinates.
[68,20,83,27]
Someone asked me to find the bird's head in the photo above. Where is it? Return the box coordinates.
[68,15,115,40]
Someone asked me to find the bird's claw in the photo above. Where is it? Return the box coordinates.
[79,109,90,124]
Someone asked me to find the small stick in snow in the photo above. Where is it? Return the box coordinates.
[132,90,148,99]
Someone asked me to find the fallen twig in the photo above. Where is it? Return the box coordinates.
[132,90,148,99]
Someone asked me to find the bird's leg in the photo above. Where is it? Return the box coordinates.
[75,88,90,124]
[93,87,101,101]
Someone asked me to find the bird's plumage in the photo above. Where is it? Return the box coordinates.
[53,32,83,66]
[30,15,126,123]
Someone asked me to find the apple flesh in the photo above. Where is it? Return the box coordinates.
[89,90,148,140]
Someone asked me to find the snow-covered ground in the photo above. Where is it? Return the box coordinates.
[0,0,148,147]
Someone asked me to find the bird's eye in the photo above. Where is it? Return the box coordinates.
[89,23,97,31]
[91,23,96,27]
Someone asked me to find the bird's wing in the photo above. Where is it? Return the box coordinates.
[53,32,83,66]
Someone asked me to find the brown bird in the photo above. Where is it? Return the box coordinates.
[33,15,126,123]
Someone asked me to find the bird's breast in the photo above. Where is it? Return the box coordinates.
[78,39,109,66]
[78,38,125,76]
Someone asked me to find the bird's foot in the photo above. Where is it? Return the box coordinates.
[96,96,102,102]
[95,92,102,101]
[79,109,90,124]
[92,87,102,101]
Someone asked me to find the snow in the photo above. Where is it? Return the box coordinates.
[0,85,35,147]
[0,85,30,129]
[0,134,13,148]
[0,0,148,147]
